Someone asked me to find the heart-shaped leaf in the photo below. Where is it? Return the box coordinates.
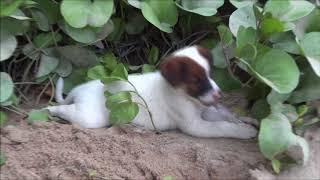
[264,0,315,22]
[36,54,59,78]
[299,32,320,77]
[147,46,159,65]
[27,109,50,124]
[30,8,50,31]
[217,25,234,46]
[33,33,62,48]
[0,72,14,103]
[236,26,257,50]
[242,49,299,93]
[260,17,284,36]
[55,60,73,77]
[141,0,178,33]
[0,30,17,61]
[259,112,309,164]
[54,46,99,68]
[229,5,257,36]
[0,0,24,17]
[142,64,156,73]
[109,102,139,125]
[87,65,108,80]
[111,64,128,80]
[289,63,320,103]
[175,0,224,16]
[106,91,132,109]
[61,0,114,28]
[230,0,257,9]
[62,20,114,43]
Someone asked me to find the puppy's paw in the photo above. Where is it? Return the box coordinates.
[236,124,258,139]
[239,116,259,127]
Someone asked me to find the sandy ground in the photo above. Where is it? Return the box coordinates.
[0,92,319,180]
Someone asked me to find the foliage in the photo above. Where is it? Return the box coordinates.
[0,0,319,173]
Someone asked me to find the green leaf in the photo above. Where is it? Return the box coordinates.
[260,17,284,36]
[251,99,270,120]
[211,42,227,68]
[125,12,147,35]
[147,46,159,65]
[36,54,59,78]
[0,111,7,127]
[0,94,19,106]
[0,0,24,17]
[259,113,309,164]
[238,43,257,61]
[87,65,108,80]
[0,16,30,36]
[217,25,233,46]
[33,33,62,48]
[142,64,156,73]
[61,0,114,28]
[300,32,320,77]
[107,18,125,42]
[229,5,257,36]
[243,49,300,94]
[297,105,308,117]
[33,0,60,24]
[30,8,50,31]
[236,26,257,50]
[9,9,31,20]
[267,90,290,105]
[101,52,118,70]
[230,0,257,9]
[264,0,315,22]
[27,109,50,124]
[0,152,6,166]
[141,0,178,33]
[271,159,281,174]
[175,0,224,16]
[0,29,17,61]
[212,68,241,92]
[55,59,73,77]
[109,102,139,125]
[62,20,114,44]
[54,46,99,68]
[111,64,128,80]
[0,72,14,103]
[62,68,87,93]
[106,91,132,109]
[127,0,141,9]
[289,63,320,103]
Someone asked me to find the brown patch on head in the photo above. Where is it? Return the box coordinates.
[160,56,213,97]
[197,46,213,72]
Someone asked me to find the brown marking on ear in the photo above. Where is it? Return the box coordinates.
[160,56,212,97]
[197,46,213,69]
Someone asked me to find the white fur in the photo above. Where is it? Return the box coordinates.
[46,46,257,139]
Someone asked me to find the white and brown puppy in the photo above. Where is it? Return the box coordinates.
[46,46,257,139]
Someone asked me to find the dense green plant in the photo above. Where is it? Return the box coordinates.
[0,0,319,172]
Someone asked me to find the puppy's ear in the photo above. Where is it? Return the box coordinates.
[197,46,213,67]
[160,57,188,86]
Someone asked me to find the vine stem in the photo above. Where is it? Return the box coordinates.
[126,81,159,133]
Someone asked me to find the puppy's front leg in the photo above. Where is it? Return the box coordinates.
[180,119,257,139]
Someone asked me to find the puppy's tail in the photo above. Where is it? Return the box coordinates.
[55,77,73,105]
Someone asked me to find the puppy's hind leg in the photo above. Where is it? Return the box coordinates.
[46,104,78,124]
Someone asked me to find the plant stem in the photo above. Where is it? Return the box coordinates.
[126,81,159,133]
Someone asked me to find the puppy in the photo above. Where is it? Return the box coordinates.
[46,46,257,139]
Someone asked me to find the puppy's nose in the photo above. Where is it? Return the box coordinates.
[212,91,221,100]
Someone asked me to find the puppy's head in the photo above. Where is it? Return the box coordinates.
[160,46,221,106]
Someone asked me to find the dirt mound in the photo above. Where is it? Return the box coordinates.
[1,116,267,180]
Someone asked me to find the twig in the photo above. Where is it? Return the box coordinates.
[126,81,159,133]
